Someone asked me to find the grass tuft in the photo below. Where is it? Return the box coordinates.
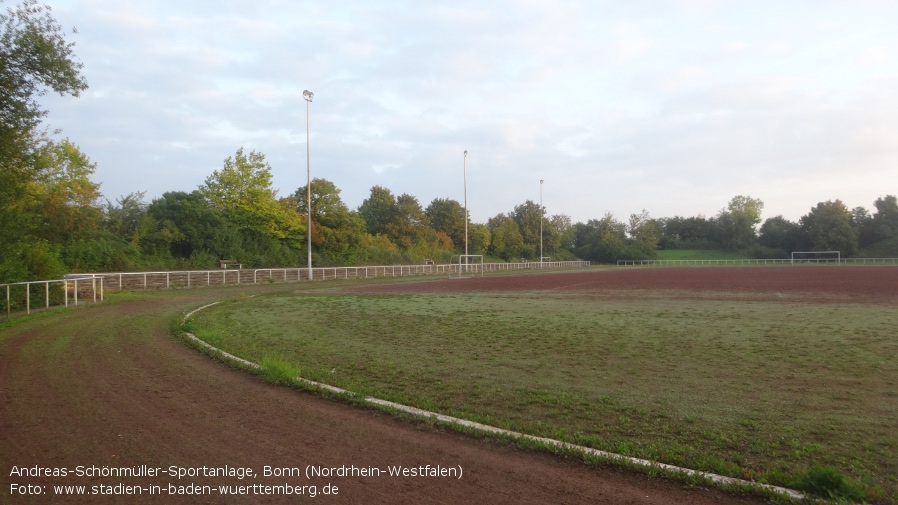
[793,464,865,501]
[258,357,300,386]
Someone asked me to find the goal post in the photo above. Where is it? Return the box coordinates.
[790,251,841,265]
[449,255,484,278]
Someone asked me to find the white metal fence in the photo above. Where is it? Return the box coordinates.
[68,260,592,291]
[3,276,104,319]
[616,257,898,266]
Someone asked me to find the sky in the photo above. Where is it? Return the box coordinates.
[38,0,898,224]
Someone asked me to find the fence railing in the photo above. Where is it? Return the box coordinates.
[3,276,104,320]
[66,270,245,290]
[68,261,592,291]
[251,261,591,283]
[616,258,898,266]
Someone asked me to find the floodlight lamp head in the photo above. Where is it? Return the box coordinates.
[540,179,544,184]
[303,90,314,102]
[464,150,467,157]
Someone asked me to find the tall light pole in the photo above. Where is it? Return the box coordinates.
[303,89,314,280]
[540,179,544,267]
[463,150,468,261]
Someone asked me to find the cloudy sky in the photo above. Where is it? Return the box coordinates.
[40,0,898,224]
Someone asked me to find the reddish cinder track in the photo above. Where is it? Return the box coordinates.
[343,266,898,304]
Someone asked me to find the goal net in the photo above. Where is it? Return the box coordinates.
[790,251,841,265]
[449,255,484,278]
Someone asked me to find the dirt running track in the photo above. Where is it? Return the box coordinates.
[344,265,898,304]
[7,266,891,504]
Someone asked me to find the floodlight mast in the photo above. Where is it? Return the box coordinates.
[304,90,314,280]
[463,150,468,263]
[540,179,544,268]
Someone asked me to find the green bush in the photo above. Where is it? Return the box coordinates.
[858,236,898,258]
[746,244,788,259]
[62,237,140,272]
[1,239,66,284]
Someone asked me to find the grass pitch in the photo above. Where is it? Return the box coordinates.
[189,288,897,501]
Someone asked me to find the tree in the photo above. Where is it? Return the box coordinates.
[30,138,102,244]
[1,0,87,159]
[800,200,858,256]
[1,0,88,281]
[659,215,717,249]
[487,213,525,261]
[358,185,397,236]
[145,191,239,262]
[104,191,146,240]
[628,210,660,257]
[871,195,898,241]
[386,194,426,249]
[293,178,366,263]
[425,197,466,250]
[572,213,629,263]
[547,214,574,253]
[759,215,806,253]
[850,206,877,248]
[467,222,491,255]
[357,232,402,265]
[200,147,302,242]
[715,195,764,251]
[293,178,349,227]
[512,200,543,259]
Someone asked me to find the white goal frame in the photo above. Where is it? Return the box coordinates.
[790,251,841,265]
[449,255,484,278]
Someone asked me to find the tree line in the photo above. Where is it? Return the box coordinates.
[2,1,896,284]
[557,194,897,264]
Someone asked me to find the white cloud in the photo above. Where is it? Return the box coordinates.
[608,22,655,63]
[725,40,751,54]
[859,45,892,66]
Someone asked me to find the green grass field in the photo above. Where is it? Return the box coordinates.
[189,288,898,502]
